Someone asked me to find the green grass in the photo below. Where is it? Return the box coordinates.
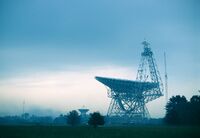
[0,125,199,138]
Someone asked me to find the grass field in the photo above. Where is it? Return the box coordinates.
[0,125,199,138]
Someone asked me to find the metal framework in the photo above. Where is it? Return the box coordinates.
[95,41,163,122]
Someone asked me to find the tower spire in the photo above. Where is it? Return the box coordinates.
[142,40,150,47]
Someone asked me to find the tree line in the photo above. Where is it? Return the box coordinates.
[165,95,200,125]
[67,110,104,127]
[67,95,200,126]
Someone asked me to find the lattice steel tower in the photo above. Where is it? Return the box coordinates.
[135,41,164,118]
[95,41,163,122]
[136,41,163,95]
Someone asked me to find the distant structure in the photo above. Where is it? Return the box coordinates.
[78,108,89,118]
[164,52,168,103]
[95,41,164,123]
[78,108,89,124]
[22,100,25,118]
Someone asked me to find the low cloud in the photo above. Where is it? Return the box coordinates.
[0,65,141,116]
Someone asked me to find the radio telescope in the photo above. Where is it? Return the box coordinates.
[95,41,163,122]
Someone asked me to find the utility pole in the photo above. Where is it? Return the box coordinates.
[22,100,25,116]
[164,52,168,103]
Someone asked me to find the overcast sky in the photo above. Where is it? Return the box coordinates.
[0,0,199,117]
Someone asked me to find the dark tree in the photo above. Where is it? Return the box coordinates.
[189,95,200,125]
[190,95,200,104]
[88,112,105,128]
[165,94,200,125]
[67,110,80,126]
[165,95,188,125]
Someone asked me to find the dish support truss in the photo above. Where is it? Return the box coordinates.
[105,41,163,122]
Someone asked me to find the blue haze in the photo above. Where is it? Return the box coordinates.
[0,0,199,116]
